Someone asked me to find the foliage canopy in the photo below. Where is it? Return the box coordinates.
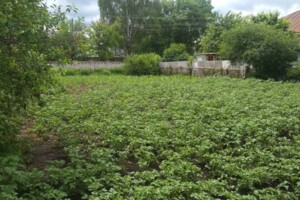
[98,0,163,54]
[162,43,190,61]
[220,22,298,80]
[48,17,90,61]
[125,53,161,75]
[200,11,293,55]
[89,20,123,60]
[98,0,213,55]
[199,12,243,53]
[0,0,54,152]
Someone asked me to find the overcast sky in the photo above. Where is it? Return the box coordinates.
[45,0,300,23]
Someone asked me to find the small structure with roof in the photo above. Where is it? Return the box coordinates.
[196,53,218,61]
[284,10,300,61]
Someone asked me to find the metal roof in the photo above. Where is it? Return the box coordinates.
[284,10,300,34]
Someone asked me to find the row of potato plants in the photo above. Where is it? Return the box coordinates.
[5,75,300,199]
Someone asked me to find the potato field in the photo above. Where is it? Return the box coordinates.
[18,75,300,199]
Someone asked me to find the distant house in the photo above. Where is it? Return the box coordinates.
[284,10,300,34]
[284,10,300,61]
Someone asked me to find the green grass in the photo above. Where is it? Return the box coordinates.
[50,67,126,76]
[11,75,300,199]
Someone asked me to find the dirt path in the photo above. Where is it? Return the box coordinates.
[19,119,67,171]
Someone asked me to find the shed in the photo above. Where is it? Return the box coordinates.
[196,53,218,61]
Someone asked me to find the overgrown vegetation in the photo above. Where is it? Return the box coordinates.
[200,11,291,54]
[3,75,299,199]
[52,67,126,76]
[89,20,123,60]
[125,53,161,75]
[199,12,243,53]
[287,62,300,81]
[162,43,190,62]
[0,0,53,154]
[98,0,213,54]
[1,0,300,198]
[220,23,298,80]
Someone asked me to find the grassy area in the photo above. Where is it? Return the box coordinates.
[8,75,300,199]
[51,67,126,76]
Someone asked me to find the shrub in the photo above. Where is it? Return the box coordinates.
[102,69,112,76]
[162,43,190,61]
[0,0,53,154]
[64,69,78,76]
[52,67,127,76]
[53,68,79,76]
[287,62,300,81]
[125,53,161,75]
[109,66,126,75]
[219,23,298,80]
[79,69,93,76]
[93,69,104,75]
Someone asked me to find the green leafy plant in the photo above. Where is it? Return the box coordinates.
[162,43,190,62]
[125,53,161,75]
[0,0,54,154]
[219,22,298,80]
[287,62,300,81]
[20,75,300,199]
[78,69,93,76]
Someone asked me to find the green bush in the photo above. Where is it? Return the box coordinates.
[52,67,127,76]
[287,62,300,81]
[109,66,126,75]
[102,69,112,76]
[162,43,190,61]
[51,68,78,76]
[79,69,93,76]
[0,0,53,154]
[125,53,161,75]
[64,69,78,76]
[219,23,298,80]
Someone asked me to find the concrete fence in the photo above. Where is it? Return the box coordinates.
[51,60,251,78]
[160,60,250,78]
[51,61,124,69]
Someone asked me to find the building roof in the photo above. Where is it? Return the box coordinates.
[284,10,300,34]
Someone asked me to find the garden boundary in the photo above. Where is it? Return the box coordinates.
[160,61,251,78]
[51,60,252,78]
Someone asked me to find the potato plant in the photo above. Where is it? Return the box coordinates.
[17,75,300,199]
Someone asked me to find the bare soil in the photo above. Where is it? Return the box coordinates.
[19,119,67,171]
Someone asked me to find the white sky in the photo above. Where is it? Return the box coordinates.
[212,0,300,16]
[45,0,300,23]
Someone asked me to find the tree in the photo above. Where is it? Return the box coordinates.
[199,11,291,53]
[219,23,298,80]
[98,0,213,55]
[98,0,162,54]
[160,0,214,53]
[0,0,61,153]
[199,12,243,52]
[250,11,290,31]
[162,43,190,61]
[89,20,123,60]
[48,17,90,61]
